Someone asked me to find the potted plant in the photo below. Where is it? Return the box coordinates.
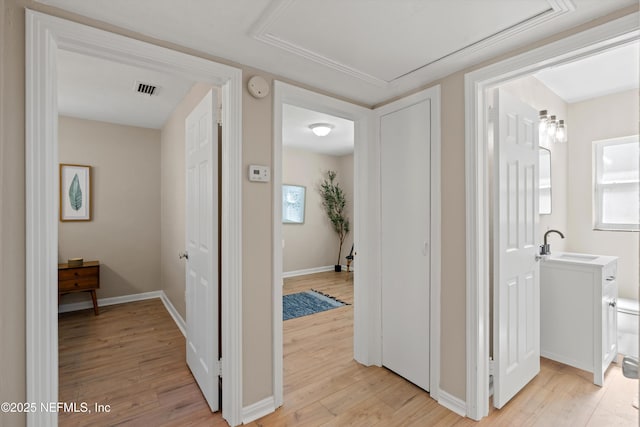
[319,170,350,272]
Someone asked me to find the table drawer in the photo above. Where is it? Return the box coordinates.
[58,266,99,292]
[59,266,99,281]
[59,277,98,292]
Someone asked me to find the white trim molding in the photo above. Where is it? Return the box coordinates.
[282,265,339,278]
[58,291,161,313]
[242,396,276,424]
[464,11,639,421]
[250,0,575,88]
[26,10,243,427]
[374,85,442,401]
[160,291,187,336]
[273,80,376,409]
[438,390,467,418]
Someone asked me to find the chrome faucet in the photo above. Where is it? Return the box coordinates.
[540,229,564,255]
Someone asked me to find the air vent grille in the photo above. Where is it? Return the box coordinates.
[134,81,158,96]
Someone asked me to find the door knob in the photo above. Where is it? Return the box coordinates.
[179,251,189,260]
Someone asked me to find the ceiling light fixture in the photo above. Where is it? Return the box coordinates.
[309,123,334,137]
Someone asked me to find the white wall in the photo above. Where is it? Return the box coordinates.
[566,89,639,300]
[58,116,161,302]
[282,147,354,272]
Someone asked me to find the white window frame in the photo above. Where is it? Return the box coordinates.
[593,135,640,231]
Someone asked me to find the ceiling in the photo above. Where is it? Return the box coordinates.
[38,0,637,106]
[283,104,354,156]
[57,49,196,129]
[533,41,639,103]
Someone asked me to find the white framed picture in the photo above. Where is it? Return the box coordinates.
[282,184,305,224]
[60,164,92,221]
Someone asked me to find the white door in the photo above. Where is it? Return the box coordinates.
[185,89,219,412]
[493,89,540,408]
[380,99,430,391]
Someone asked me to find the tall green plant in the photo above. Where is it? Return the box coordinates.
[319,170,350,265]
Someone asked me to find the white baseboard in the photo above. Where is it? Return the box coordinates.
[242,396,276,424]
[58,291,162,313]
[282,265,335,278]
[282,265,353,278]
[160,291,186,336]
[58,290,186,337]
[439,389,466,417]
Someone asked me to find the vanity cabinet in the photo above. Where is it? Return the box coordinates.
[540,253,618,386]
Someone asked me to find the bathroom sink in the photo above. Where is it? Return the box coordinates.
[543,252,618,268]
[555,253,599,261]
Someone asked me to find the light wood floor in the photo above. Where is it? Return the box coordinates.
[58,299,227,426]
[59,271,638,426]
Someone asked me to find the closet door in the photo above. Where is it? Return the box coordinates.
[380,99,431,390]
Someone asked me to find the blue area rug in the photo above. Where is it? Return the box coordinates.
[283,289,347,321]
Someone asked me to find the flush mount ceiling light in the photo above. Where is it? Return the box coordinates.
[309,123,334,137]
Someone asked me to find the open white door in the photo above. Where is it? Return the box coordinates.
[185,89,219,412]
[493,88,540,408]
[380,99,431,391]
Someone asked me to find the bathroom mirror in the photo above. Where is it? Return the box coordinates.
[539,148,551,214]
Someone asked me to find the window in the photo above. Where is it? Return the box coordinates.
[594,135,639,231]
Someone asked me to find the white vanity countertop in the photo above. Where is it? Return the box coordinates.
[542,252,618,267]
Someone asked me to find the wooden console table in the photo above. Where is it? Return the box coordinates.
[58,261,100,315]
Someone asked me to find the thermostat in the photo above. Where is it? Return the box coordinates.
[248,165,270,182]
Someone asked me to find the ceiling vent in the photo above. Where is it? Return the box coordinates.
[134,81,159,96]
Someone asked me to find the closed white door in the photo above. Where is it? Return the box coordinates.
[185,89,219,412]
[493,88,540,408]
[380,99,430,391]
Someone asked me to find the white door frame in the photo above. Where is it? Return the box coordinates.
[272,82,442,409]
[464,12,639,420]
[25,11,243,427]
[272,81,379,409]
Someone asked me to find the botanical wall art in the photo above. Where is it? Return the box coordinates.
[60,164,92,221]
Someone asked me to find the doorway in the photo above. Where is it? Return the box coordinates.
[272,81,374,408]
[281,104,355,278]
[26,11,243,427]
[464,12,639,420]
[272,81,443,412]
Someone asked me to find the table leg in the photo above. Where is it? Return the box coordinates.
[90,290,99,315]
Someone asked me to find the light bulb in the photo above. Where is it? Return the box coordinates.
[546,115,557,136]
[555,120,566,143]
[538,110,548,133]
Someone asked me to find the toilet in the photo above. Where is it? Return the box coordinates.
[618,298,639,358]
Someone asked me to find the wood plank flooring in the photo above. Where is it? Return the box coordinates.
[58,271,638,426]
[58,299,227,426]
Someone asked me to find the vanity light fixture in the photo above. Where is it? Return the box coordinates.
[538,110,567,145]
[309,123,334,137]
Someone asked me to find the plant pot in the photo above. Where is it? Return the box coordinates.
[334,265,342,272]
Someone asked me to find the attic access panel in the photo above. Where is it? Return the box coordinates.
[252,0,571,85]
